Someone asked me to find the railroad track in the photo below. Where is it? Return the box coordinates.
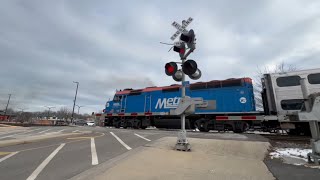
[261,134,311,143]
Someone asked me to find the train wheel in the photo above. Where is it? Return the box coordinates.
[133,121,141,129]
[114,122,120,128]
[199,122,209,132]
[233,122,247,133]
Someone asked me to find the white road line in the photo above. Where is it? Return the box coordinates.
[58,129,66,133]
[91,138,99,165]
[0,128,41,139]
[26,143,65,180]
[110,132,132,150]
[0,129,25,135]
[0,152,19,163]
[22,128,42,134]
[37,129,51,134]
[134,133,151,141]
[72,130,79,133]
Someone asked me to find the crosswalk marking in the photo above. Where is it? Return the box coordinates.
[58,129,66,133]
[37,129,51,134]
[0,128,41,139]
[91,138,99,165]
[26,143,65,180]
[0,152,19,163]
[72,130,79,133]
[110,132,132,150]
[134,133,151,141]
[0,129,24,135]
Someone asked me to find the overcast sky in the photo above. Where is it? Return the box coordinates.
[1,0,320,114]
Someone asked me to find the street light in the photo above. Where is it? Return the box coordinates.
[76,105,84,114]
[71,81,79,124]
[18,107,28,113]
[44,106,55,119]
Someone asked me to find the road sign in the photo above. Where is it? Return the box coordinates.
[172,22,188,34]
[170,17,193,41]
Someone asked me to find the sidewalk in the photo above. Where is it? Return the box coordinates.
[74,137,275,180]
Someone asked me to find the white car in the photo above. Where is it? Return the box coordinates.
[86,121,95,126]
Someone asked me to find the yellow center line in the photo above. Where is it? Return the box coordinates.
[0,152,11,156]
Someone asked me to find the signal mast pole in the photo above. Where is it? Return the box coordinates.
[176,47,194,151]
[165,17,198,151]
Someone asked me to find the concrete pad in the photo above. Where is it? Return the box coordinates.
[95,137,274,180]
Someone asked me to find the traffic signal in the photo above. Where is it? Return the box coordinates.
[173,42,186,59]
[182,60,201,80]
[180,29,195,49]
[165,62,183,82]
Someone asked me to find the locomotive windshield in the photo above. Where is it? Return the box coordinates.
[113,95,122,102]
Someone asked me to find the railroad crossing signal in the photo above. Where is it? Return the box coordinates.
[164,17,201,82]
[164,17,198,151]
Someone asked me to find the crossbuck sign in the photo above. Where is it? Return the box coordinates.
[170,17,193,41]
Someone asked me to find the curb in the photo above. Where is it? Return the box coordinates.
[0,133,79,148]
[69,144,148,180]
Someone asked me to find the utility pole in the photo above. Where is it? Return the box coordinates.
[4,94,11,118]
[44,106,55,119]
[71,81,79,124]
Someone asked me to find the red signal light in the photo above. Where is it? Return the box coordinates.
[173,42,186,59]
[165,62,178,76]
[166,65,174,74]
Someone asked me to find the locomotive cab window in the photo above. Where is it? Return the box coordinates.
[308,73,320,84]
[276,76,301,87]
[113,95,120,101]
[281,99,304,110]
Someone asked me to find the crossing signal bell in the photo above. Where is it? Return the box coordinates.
[165,62,183,82]
[182,60,201,80]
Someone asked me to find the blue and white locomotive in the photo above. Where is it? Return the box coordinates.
[101,68,320,135]
[103,78,256,132]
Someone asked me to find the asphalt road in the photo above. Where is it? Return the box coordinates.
[0,126,168,180]
[0,126,319,180]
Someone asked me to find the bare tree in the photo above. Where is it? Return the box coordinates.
[16,112,33,123]
[56,107,71,120]
[254,62,298,110]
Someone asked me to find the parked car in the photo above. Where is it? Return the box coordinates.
[74,119,87,126]
[86,121,95,126]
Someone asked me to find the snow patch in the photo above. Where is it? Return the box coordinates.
[193,128,200,132]
[270,148,312,160]
[270,148,312,165]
